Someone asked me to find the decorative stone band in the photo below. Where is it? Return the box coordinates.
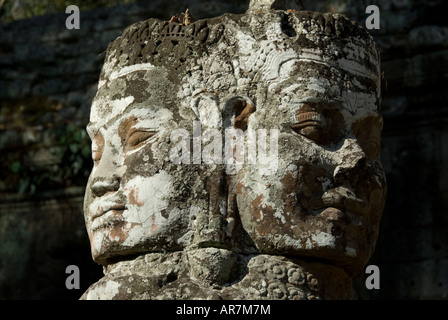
[94,12,381,125]
[236,11,381,92]
[99,18,224,83]
[81,249,355,300]
[97,10,380,92]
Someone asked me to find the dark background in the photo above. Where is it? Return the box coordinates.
[0,0,447,299]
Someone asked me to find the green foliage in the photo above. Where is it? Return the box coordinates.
[61,123,91,177]
[6,124,92,195]
[0,0,136,23]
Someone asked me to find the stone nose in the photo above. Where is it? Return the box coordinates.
[89,137,125,197]
[333,142,368,187]
[333,147,385,196]
[90,175,121,197]
[334,157,367,185]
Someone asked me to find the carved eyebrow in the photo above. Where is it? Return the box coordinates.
[86,111,138,139]
[124,116,161,132]
[294,97,343,110]
[87,107,163,143]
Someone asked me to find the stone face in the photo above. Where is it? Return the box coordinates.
[0,0,446,302]
[81,5,385,300]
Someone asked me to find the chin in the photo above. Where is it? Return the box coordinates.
[89,226,187,265]
[88,230,138,265]
[245,215,378,275]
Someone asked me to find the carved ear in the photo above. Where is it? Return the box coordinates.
[224,97,256,131]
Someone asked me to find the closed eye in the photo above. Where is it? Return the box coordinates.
[291,112,326,142]
[126,130,157,150]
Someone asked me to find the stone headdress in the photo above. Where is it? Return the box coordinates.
[98,0,380,106]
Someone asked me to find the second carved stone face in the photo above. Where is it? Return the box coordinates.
[230,60,386,272]
[218,12,387,273]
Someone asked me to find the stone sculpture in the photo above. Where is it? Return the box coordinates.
[81,0,386,300]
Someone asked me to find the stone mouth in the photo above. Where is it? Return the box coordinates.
[90,194,128,221]
[91,210,126,232]
[310,187,371,218]
[90,201,127,231]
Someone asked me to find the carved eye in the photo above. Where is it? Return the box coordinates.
[291,112,326,142]
[126,131,157,150]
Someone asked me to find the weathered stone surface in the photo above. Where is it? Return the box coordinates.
[81,249,355,300]
[81,4,385,299]
[247,0,304,12]
[1,0,447,300]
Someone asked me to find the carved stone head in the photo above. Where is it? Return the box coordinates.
[83,1,386,298]
[83,18,230,264]
[224,11,386,274]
